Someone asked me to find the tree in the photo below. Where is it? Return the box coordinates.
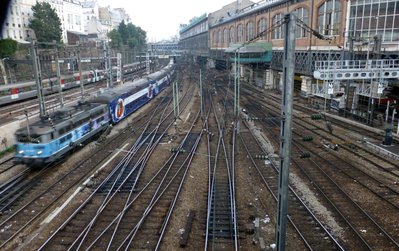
[108,29,122,49]
[0,39,17,58]
[118,20,128,44]
[107,21,147,51]
[29,2,62,43]
[0,38,17,85]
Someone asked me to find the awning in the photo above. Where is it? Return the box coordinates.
[67,30,88,36]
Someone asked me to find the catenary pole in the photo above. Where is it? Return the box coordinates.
[276,13,296,251]
[77,43,84,100]
[30,40,46,118]
[200,68,203,118]
[54,45,64,107]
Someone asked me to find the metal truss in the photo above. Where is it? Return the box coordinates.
[314,59,399,81]
[271,50,342,76]
[355,81,389,98]
[311,80,340,98]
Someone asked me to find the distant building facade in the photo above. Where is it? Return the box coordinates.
[179,0,254,59]
[1,0,131,44]
[1,0,36,42]
[181,0,399,121]
[179,14,209,57]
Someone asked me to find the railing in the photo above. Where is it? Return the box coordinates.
[315,59,399,71]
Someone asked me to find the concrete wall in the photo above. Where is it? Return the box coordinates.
[0,120,20,152]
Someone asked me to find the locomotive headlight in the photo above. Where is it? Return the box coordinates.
[18,150,24,154]
[37,150,43,155]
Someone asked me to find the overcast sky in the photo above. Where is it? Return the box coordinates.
[98,0,237,42]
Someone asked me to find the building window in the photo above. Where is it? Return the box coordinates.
[349,1,399,42]
[318,0,342,36]
[230,26,235,43]
[213,31,216,46]
[223,29,228,46]
[75,15,81,26]
[237,24,244,42]
[247,21,254,41]
[294,7,308,38]
[272,13,284,39]
[258,18,267,40]
[218,30,222,46]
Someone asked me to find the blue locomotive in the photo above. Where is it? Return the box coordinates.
[14,60,175,166]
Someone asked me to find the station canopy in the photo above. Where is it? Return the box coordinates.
[225,42,272,63]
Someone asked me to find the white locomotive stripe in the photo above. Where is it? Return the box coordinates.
[41,143,129,225]
[124,88,148,104]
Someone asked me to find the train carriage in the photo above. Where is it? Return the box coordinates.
[93,59,175,124]
[0,61,144,106]
[14,59,174,167]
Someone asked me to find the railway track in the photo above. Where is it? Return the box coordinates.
[205,84,238,250]
[243,84,399,183]
[38,84,199,250]
[0,157,19,176]
[240,87,399,249]
[239,126,345,250]
[0,81,195,250]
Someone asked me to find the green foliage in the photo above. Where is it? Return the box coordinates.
[108,30,122,49]
[118,21,128,44]
[0,146,15,159]
[29,2,62,43]
[0,39,17,58]
[108,21,147,50]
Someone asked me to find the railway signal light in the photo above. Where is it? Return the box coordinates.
[300,152,311,158]
[302,135,313,141]
[170,148,185,153]
[245,116,259,121]
[254,154,268,160]
[311,114,323,120]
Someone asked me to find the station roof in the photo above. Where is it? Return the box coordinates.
[225,42,272,63]
[225,41,272,54]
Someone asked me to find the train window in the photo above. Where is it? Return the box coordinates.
[59,133,72,144]
[30,134,41,143]
[16,134,29,142]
